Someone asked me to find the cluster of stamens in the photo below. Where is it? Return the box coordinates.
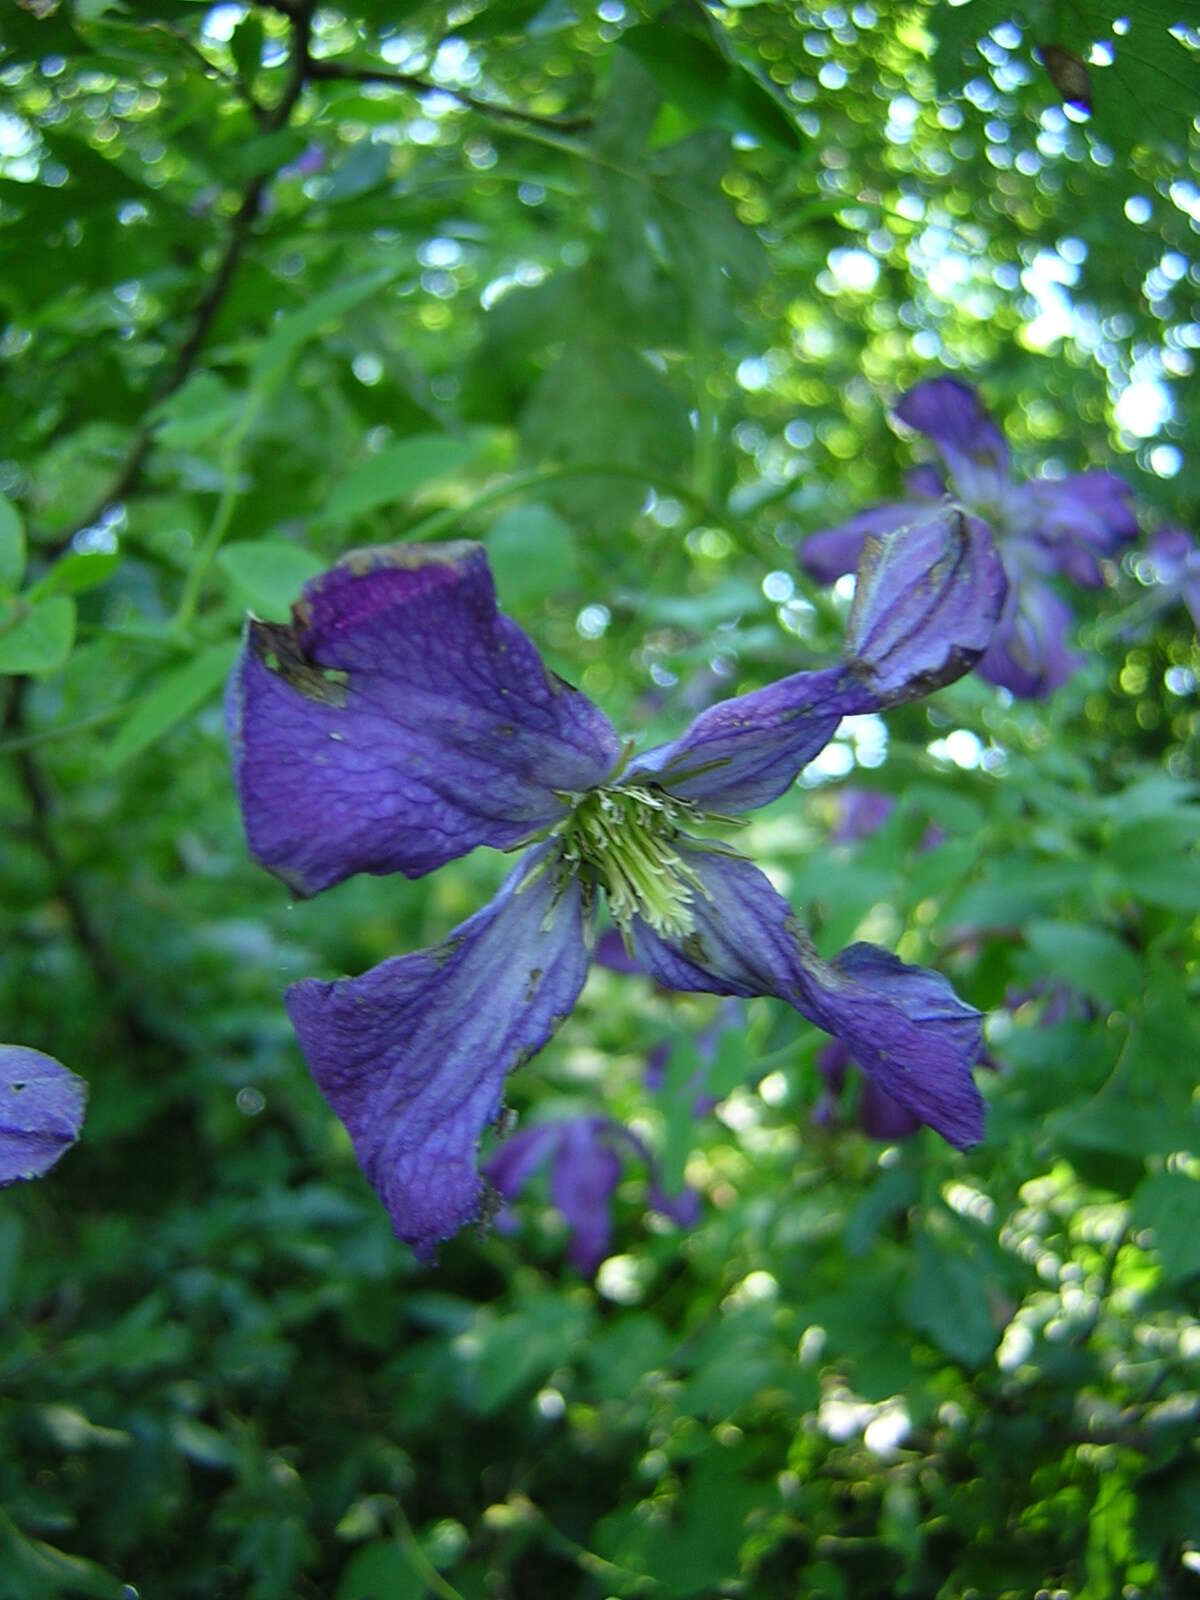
[555,783,710,940]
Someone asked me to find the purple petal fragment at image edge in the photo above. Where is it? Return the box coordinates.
[286,845,591,1260]
[228,541,621,895]
[0,1046,87,1186]
[630,848,985,1148]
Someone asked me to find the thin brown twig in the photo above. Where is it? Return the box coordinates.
[305,58,594,133]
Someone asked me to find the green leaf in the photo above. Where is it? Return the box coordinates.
[229,12,263,84]
[0,495,26,592]
[324,435,480,526]
[484,503,577,607]
[27,550,120,602]
[218,540,325,622]
[105,639,238,771]
[335,1541,423,1600]
[620,21,804,152]
[928,0,1016,95]
[1131,1172,1200,1283]
[151,372,244,450]
[1024,920,1142,1006]
[0,1509,127,1600]
[251,269,399,394]
[903,1233,998,1368]
[0,597,75,675]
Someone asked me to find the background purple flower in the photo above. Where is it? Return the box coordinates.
[813,1038,923,1141]
[798,376,1136,697]
[0,1046,87,1187]
[229,532,1002,1260]
[1145,527,1200,633]
[484,1115,699,1273]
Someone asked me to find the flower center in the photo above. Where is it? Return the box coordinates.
[557,784,709,940]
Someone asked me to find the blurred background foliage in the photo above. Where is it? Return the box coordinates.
[0,0,1198,1595]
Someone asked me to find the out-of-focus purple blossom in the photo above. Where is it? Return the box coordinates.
[278,142,327,180]
[643,1000,743,1116]
[798,376,1137,698]
[1004,978,1099,1027]
[0,1046,87,1186]
[813,1038,923,1141]
[483,1115,699,1273]
[1144,527,1200,633]
[831,789,897,844]
[229,535,999,1260]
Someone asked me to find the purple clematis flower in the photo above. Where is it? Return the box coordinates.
[484,1114,699,1273]
[0,1046,87,1187]
[798,377,1137,698]
[229,525,1003,1259]
[813,1038,923,1141]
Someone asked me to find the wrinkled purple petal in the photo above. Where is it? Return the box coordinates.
[229,542,620,895]
[0,1046,87,1187]
[798,499,943,583]
[629,849,985,1149]
[286,844,591,1260]
[1012,471,1137,586]
[624,665,869,815]
[895,378,1009,503]
[978,578,1080,698]
[844,509,1008,703]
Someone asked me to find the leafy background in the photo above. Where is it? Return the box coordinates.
[0,0,1197,1595]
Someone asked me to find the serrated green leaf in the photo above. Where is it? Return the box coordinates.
[484,503,577,607]
[324,435,479,525]
[620,21,803,152]
[1024,920,1142,1005]
[0,495,25,592]
[251,268,398,394]
[903,1234,998,1368]
[27,549,120,602]
[105,639,238,770]
[218,540,324,622]
[0,596,75,675]
[1132,1172,1200,1283]
[151,372,244,450]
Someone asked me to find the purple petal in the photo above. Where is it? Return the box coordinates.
[286,844,591,1260]
[907,463,948,499]
[977,578,1080,698]
[0,1046,87,1186]
[844,509,1008,703]
[857,1077,924,1141]
[625,665,868,815]
[593,928,645,975]
[629,848,985,1149]
[1148,526,1194,581]
[816,1038,851,1095]
[831,788,896,844]
[1012,472,1137,586]
[483,1122,563,1201]
[798,499,943,583]
[229,543,620,895]
[550,1119,623,1273]
[895,378,1009,502]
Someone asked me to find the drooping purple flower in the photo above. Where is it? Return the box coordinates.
[813,1038,923,1141]
[798,376,1137,698]
[0,1046,87,1186]
[229,529,1003,1260]
[831,788,897,844]
[483,1114,699,1273]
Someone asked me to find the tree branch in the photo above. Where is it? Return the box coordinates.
[40,2,317,563]
[305,58,594,133]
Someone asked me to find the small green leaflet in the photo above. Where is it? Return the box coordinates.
[0,496,25,593]
[620,21,804,153]
[335,1541,424,1600]
[151,373,244,450]
[218,541,324,622]
[27,549,120,602]
[250,267,399,394]
[324,435,480,526]
[484,503,576,607]
[0,597,75,676]
[105,639,239,771]
[903,1233,999,1368]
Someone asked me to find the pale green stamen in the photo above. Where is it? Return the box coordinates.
[554,784,714,940]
